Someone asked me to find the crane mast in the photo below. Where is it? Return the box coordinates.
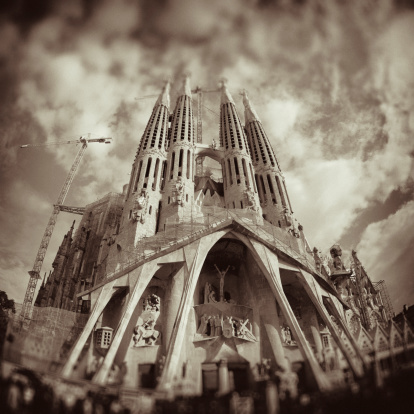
[20,135,111,328]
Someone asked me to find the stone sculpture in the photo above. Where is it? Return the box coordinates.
[174,177,184,206]
[214,264,230,302]
[132,189,148,223]
[133,294,161,346]
[244,189,259,212]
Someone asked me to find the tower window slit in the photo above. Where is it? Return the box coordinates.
[242,158,249,187]
[145,158,152,178]
[259,175,267,203]
[160,160,167,189]
[227,159,233,186]
[255,174,262,202]
[170,151,175,179]
[267,174,277,204]
[276,175,286,207]
[233,157,240,184]
[152,159,160,191]
[187,150,190,179]
[178,149,183,176]
[250,164,257,192]
[134,160,143,192]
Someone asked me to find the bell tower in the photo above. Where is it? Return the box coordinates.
[219,81,261,214]
[242,90,293,227]
[122,81,170,244]
[159,74,196,228]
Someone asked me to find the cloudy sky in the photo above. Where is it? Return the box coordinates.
[0,0,413,313]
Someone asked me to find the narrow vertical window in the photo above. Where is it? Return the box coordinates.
[170,151,175,179]
[249,164,257,192]
[227,159,233,186]
[242,158,249,187]
[160,160,167,190]
[134,160,143,192]
[152,159,160,190]
[187,150,191,179]
[276,175,286,207]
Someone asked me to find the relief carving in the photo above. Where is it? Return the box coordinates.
[244,189,259,212]
[133,294,161,346]
[132,189,149,223]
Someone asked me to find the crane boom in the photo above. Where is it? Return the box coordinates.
[20,135,112,328]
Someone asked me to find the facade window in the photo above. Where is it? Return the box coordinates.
[149,206,152,215]
[170,151,175,179]
[95,327,113,349]
[322,334,330,349]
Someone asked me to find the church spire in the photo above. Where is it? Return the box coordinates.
[155,80,171,108]
[219,79,235,105]
[178,73,192,98]
[241,89,260,123]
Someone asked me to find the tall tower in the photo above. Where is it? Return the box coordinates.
[219,81,261,213]
[242,90,293,227]
[122,81,170,243]
[159,74,196,228]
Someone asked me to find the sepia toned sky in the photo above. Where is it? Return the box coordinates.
[0,0,413,313]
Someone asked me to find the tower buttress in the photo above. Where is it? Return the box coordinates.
[121,81,170,244]
[242,90,293,227]
[159,74,196,229]
[219,81,261,214]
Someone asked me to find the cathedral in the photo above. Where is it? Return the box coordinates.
[28,75,414,401]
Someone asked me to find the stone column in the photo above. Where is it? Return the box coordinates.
[218,359,230,395]
[164,268,185,352]
[247,238,332,392]
[93,260,160,385]
[157,230,228,391]
[262,313,289,371]
[61,280,117,378]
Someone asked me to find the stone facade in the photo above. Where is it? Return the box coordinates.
[30,78,414,401]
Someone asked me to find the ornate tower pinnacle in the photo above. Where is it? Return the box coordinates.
[240,89,260,123]
[219,82,261,214]
[158,73,196,229]
[121,82,171,243]
[242,90,293,228]
[155,80,171,108]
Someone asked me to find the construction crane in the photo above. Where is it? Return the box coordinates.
[192,87,219,176]
[20,134,112,328]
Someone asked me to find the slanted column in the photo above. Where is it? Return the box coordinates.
[93,260,160,385]
[247,239,332,391]
[164,268,185,352]
[61,280,117,377]
[157,230,228,391]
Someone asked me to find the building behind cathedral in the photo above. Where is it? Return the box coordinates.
[3,76,414,409]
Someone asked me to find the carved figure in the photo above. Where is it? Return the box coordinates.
[197,314,211,335]
[330,244,346,271]
[313,247,322,272]
[236,318,256,341]
[281,325,296,346]
[132,189,148,223]
[223,316,235,338]
[204,282,211,304]
[214,264,230,302]
[257,358,272,379]
[214,314,223,336]
[283,207,292,226]
[209,316,215,337]
[133,294,161,346]
[244,189,259,212]
[174,177,184,206]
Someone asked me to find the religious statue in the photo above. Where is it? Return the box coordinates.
[330,244,346,272]
[132,189,148,223]
[283,207,292,226]
[223,316,235,338]
[244,189,259,212]
[281,325,296,346]
[214,264,230,302]
[235,318,256,341]
[173,177,184,206]
[197,314,211,335]
[313,247,322,272]
[133,294,161,346]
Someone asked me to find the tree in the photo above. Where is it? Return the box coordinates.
[0,290,16,316]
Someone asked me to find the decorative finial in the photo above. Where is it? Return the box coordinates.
[219,78,234,105]
[156,80,171,108]
[240,89,260,123]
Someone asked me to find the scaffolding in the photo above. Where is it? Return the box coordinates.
[100,206,318,283]
[373,280,394,320]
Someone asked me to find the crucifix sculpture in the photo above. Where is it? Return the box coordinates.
[214,264,230,302]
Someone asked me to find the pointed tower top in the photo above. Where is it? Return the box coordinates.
[155,80,171,108]
[178,73,192,97]
[240,89,261,123]
[219,78,235,105]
